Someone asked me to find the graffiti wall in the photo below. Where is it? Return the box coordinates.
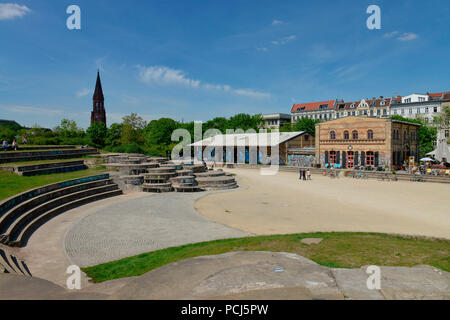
[287,154,315,167]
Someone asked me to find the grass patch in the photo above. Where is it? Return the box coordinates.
[82,232,450,283]
[0,166,109,201]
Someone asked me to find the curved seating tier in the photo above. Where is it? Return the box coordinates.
[0,245,32,276]
[7,160,88,176]
[0,174,122,247]
[0,148,98,164]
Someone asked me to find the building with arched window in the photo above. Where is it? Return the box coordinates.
[314,116,420,169]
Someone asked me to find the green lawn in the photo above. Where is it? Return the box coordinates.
[0,166,109,201]
[83,232,450,283]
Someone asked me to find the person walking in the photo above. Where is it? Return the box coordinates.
[12,139,18,151]
[22,134,28,145]
[299,168,303,180]
[307,169,311,180]
[302,169,306,181]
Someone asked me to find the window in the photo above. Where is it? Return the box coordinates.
[347,112,351,116]
[380,100,385,106]
[383,109,387,115]
[409,108,413,114]
[434,107,438,113]
[352,130,358,140]
[401,109,405,115]
[329,151,336,164]
[411,131,416,141]
[352,111,356,116]
[330,130,336,140]
[445,130,449,138]
[344,131,349,140]
[417,108,420,114]
[366,151,374,166]
[367,130,374,140]
[377,109,381,116]
[304,135,309,141]
[404,131,407,143]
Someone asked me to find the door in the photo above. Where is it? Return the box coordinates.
[347,151,354,169]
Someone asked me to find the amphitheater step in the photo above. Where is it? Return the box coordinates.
[0,246,31,276]
[0,149,98,164]
[7,189,123,248]
[0,178,114,234]
[2,184,121,245]
[20,164,88,176]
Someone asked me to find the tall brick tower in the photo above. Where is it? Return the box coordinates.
[90,71,107,126]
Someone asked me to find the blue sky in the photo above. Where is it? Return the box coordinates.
[0,0,449,129]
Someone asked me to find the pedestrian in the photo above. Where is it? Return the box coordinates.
[307,169,311,180]
[2,138,8,151]
[12,139,18,151]
[302,169,306,181]
[22,134,28,145]
[299,168,303,180]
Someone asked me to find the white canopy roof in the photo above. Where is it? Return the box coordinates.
[189,131,307,148]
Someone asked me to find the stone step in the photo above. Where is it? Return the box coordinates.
[2,184,120,245]
[0,150,98,164]
[20,164,88,176]
[173,186,204,193]
[8,189,123,248]
[0,174,110,221]
[0,179,114,234]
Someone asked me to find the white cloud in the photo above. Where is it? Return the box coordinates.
[233,89,271,99]
[138,65,200,88]
[1,105,64,116]
[397,32,418,41]
[272,35,296,45]
[76,88,91,98]
[272,20,284,25]
[257,47,268,52]
[383,31,399,38]
[0,3,30,20]
[138,65,271,100]
[384,31,418,41]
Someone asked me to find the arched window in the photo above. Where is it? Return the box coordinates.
[352,130,358,140]
[330,130,336,140]
[403,130,407,142]
[344,131,349,140]
[367,130,374,140]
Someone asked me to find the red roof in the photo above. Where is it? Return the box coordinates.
[428,92,442,98]
[291,100,335,113]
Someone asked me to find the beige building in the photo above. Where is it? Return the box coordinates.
[315,117,420,169]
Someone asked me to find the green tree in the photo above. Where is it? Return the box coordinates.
[105,123,123,148]
[87,122,107,147]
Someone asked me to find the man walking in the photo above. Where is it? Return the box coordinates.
[299,168,303,180]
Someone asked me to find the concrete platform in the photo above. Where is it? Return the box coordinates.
[2,251,449,300]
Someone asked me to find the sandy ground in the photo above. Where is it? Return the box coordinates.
[195,168,450,239]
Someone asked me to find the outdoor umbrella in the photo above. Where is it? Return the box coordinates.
[420,157,435,162]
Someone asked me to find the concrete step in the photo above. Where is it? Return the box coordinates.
[20,164,88,176]
[0,179,114,234]
[2,184,120,245]
[9,188,122,247]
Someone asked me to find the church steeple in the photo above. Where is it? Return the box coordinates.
[93,70,104,101]
[91,71,107,126]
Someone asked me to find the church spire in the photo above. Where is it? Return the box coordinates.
[91,71,107,126]
[93,70,104,101]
